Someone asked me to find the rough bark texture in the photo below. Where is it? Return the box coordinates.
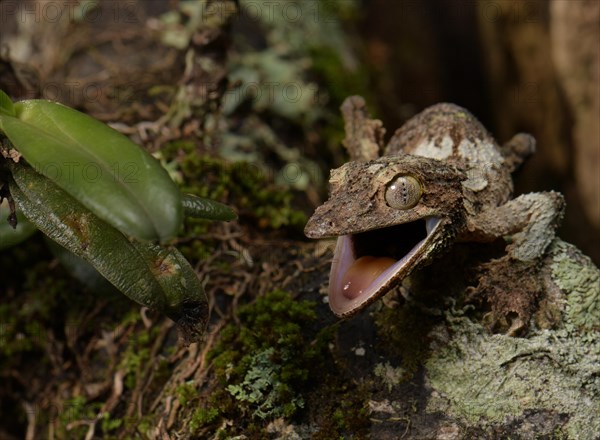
[475,0,600,264]
[361,0,600,264]
[550,0,600,228]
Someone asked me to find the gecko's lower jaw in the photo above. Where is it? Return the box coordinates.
[328,216,442,317]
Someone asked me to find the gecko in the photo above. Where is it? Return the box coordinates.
[305,96,565,332]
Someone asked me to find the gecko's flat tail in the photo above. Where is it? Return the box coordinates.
[328,216,442,317]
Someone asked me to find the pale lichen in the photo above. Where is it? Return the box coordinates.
[425,239,600,438]
[373,362,407,393]
[548,239,600,331]
[227,347,305,420]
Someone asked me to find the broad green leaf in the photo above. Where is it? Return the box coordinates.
[0,89,15,117]
[182,193,237,221]
[10,164,207,342]
[0,99,182,242]
[45,237,119,295]
[0,202,37,250]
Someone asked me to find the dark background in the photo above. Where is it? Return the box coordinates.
[359,0,599,264]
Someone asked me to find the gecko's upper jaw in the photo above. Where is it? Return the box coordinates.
[328,216,442,317]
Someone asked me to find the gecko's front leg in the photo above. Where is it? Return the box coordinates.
[466,191,566,334]
[467,191,565,261]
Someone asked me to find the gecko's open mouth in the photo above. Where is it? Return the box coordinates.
[328,216,442,317]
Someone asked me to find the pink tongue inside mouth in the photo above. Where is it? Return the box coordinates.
[340,256,396,300]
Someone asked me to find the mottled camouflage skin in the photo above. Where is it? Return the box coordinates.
[306,96,564,321]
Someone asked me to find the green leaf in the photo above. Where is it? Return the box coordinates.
[182,194,238,221]
[0,89,15,117]
[0,99,182,242]
[9,164,207,342]
[0,203,37,250]
[45,237,119,295]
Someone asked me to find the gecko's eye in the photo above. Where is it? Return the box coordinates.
[385,175,422,209]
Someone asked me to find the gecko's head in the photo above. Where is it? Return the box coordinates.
[304,154,465,318]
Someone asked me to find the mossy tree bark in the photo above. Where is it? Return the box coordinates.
[0,1,598,439]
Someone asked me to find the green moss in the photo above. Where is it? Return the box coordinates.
[176,381,198,406]
[317,387,369,438]
[0,236,157,436]
[199,289,328,434]
[118,325,158,389]
[309,44,373,111]
[189,407,220,433]
[332,408,345,431]
[58,396,103,438]
[309,380,371,440]
[160,139,196,159]
[0,258,73,361]
[162,145,306,236]
[136,415,155,437]
[99,412,123,434]
[0,308,47,357]
[1,234,136,360]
